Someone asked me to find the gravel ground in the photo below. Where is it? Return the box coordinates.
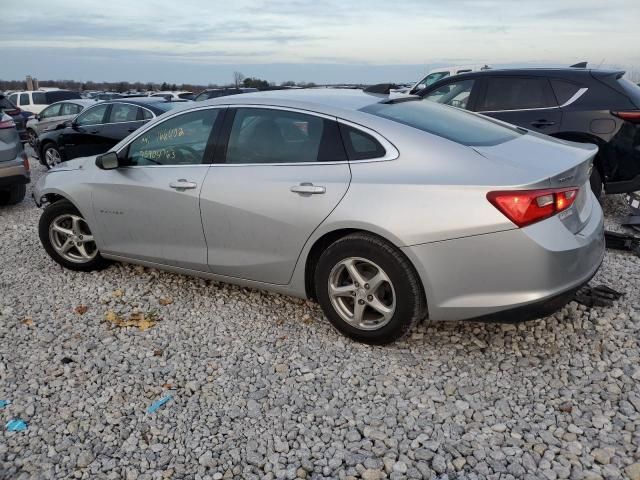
[1,158,639,480]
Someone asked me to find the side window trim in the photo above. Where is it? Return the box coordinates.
[214,105,398,166]
[116,106,227,167]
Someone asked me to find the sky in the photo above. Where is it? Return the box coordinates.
[2,0,639,85]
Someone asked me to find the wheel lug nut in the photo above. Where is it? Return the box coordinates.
[358,299,365,305]
[354,282,359,288]
[351,291,356,296]
[364,283,369,289]
[367,295,373,301]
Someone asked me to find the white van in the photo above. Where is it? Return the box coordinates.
[406,65,491,94]
[7,90,82,114]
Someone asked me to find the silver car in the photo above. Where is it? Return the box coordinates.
[33,90,604,344]
[26,99,96,147]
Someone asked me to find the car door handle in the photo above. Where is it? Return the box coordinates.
[169,179,198,190]
[290,183,326,195]
[530,120,556,127]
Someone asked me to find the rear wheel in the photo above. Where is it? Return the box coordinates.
[27,129,38,148]
[38,200,110,271]
[0,184,26,205]
[315,233,426,345]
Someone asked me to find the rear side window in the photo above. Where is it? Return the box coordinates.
[0,96,15,111]
[363,99,522,147]
[226,108,346,164]
[551,79,582,105]
[141,108,154,120]
[46,91,82,102]
[339,124,386,160]
[479,77,555,110]
[60,103,82,115]
[40,104,62,118]
[20,93,30,105]
[32,92,47,104]
[109,103,139,123]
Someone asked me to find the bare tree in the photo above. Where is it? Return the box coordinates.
[233,71,245,88]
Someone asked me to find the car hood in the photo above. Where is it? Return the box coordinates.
[49,156,94,172]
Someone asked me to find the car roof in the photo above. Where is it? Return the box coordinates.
[202,88,388,117]
[431,67,623,78]
[50,99,97,106]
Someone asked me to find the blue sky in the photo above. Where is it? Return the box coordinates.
[3,0,639,84]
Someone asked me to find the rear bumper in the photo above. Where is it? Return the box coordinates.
[0,155,30,187]
[402,198,605,322]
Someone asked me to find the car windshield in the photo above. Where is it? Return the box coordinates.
[362,99,523,147]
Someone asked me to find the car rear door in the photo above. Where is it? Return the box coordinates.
[199,106,351,285]
[474,76,562,134]
[36,103,64,135]
[91,107,223,270]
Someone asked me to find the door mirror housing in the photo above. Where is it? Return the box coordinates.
[96,151,120,170]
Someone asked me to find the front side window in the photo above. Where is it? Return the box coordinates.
[479,77,554,111]
[40,104,62,119]
[424,79,475,109]
[126,109,218,166]
[75,104,109,126]
[32,92,47,104]
[19,93,30,105]
[226,108,342,164]
[108,103,139,123]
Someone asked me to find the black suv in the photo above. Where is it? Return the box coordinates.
[416,68,640,196]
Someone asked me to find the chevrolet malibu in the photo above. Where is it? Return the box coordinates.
[33,90,605,344]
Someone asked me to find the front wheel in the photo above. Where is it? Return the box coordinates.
[27,129,38,148]
[42,143,63,169]
[315,233,426,345]
[38,200,110,271]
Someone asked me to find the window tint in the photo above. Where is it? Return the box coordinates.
[178,92,195,100]
[226,108,343,164]
[46,91,82,102]
[141,108,154,120]
[76,104,109,126]
[363,99,522,147]
[32,92,47,104]
[339,124,386,160]
[479,77,554,111]
[109,103,139,123]
[424,79,475,109]
[41,104,62,118]
[19,94,30,105]
[550,79,582,105]
[126,109,218,166]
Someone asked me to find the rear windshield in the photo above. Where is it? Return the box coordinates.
[362,99,523,147]
[46,91,82,103]
[152,101,185,112]
[178,92,195,100]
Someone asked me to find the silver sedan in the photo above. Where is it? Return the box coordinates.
[33,90,604,344]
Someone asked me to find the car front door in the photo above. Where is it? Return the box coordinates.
[474,76,562,134]
[91,107,223,270]
[61,103,110,160]
[199,106,351,285]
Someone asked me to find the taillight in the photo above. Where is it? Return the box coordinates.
[0,119,16,129]
[487,188,579,228]
[611,110,640,123]
[21,151,30,171]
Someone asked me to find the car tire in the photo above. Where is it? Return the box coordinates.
[314,232,426,345]
[0,184,26,205]
[42,143,63,169]
[590,167,603,200]
[27,129,38,148]
[38,200,110,271]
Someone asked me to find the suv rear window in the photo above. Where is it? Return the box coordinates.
[362,99,522,147]
[45,91,82,103]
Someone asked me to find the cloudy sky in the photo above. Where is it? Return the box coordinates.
[3,0,639,85]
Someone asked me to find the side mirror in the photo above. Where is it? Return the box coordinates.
[417,83,426,90]
[96,152,120,170]
[35,113,40,121]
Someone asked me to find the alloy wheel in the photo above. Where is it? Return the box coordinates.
[48,214,97,263]
[328,257,396,331]
[44,147,62,168]
[28,130,38,148]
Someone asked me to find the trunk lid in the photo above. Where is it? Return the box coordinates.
[473,131,597,234]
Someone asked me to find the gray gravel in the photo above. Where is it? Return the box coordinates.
[1,158,640,480]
